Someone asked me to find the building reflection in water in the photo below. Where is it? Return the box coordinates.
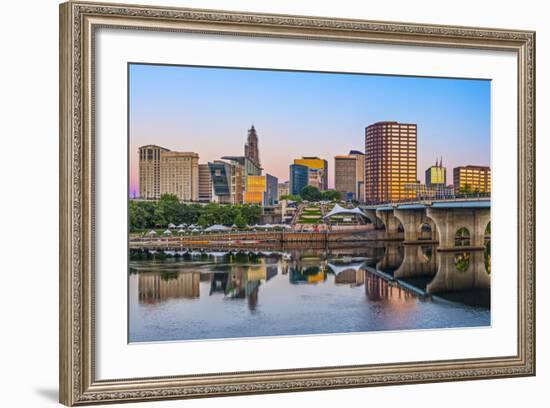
[286,249,328,284]
[365,272,414,303]
[225,261,279,310]
[130,241,492,342]
[138,271,201,304]
[134,241,490,310]
[137,257,280,312]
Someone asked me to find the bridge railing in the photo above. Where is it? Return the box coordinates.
[363,192,491,207]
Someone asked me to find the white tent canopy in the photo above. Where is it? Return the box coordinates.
[323,204,368,220]
[204,224,231,232]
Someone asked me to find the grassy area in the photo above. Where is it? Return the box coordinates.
[297,218,323,224]
[301,210,322,216]
[297,204,323,224]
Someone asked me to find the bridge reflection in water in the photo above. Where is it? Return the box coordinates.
[129,240,490,342]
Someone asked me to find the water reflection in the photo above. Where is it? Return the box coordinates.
[139,272,201,303]
[454,252,470,272]
[129,242,490,342]
[365,272,415,303]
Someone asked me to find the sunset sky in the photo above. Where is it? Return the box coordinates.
[129,63,490,197]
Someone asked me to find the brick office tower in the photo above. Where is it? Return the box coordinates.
[364,121,417,204]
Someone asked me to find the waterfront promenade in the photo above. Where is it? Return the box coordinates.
[129,226,388,249]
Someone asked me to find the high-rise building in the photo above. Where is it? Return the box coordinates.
[159,151,199,201]
[293,157,328,190]
[426,158,447,186]
[244,125,261,168]
[453,165,491,193]
[289,164,309,196]
[364,121,417,203]
[138,144,170,199]
[208,161,233,204]
[334,155,358,200]
[265,174,278,206]
[198,164,212,202]
[277,181,290,201]
[228,161,245,204]
[349,150,365,202]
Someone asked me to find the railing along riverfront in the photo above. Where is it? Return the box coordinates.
[363,192,491,207]
[129,226,386,248]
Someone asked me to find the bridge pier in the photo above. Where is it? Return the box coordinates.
[376,209,402,239]
[427,207,490,249]
[393,208,437,243]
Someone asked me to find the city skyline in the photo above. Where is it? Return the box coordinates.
[129,63,491,197]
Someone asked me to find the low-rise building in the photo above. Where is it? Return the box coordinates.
[277,181,290,201]
[453,165,491,193]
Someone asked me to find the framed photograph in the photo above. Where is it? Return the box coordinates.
[59,1,536,405]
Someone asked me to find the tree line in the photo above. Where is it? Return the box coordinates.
[129,194,262,232]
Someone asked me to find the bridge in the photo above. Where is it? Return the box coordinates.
[360,197,491,294]
[361,198,491,249]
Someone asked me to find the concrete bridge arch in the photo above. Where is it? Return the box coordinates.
[375,208,404,239]
[393,207,437,243]
[427,207,490,249]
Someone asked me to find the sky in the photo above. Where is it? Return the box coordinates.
[129,63,490,196]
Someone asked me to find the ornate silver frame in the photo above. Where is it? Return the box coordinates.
[59,1,536,405]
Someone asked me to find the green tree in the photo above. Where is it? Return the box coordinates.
[180,203,203,224]
[197,213,214,228]
[220,205,239,225]
[241,204,262,225]
[153,193,182,226]
[279,194,302,203]
[234,212,247,229]
[320,189,342,201]
[129,200,155,231]
[300,185,322,201]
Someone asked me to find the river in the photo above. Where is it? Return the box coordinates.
[128,243,490,342]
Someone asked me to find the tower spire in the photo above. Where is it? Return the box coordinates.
[245,124,260,168]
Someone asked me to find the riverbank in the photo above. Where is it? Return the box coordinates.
[129,228,402,249]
